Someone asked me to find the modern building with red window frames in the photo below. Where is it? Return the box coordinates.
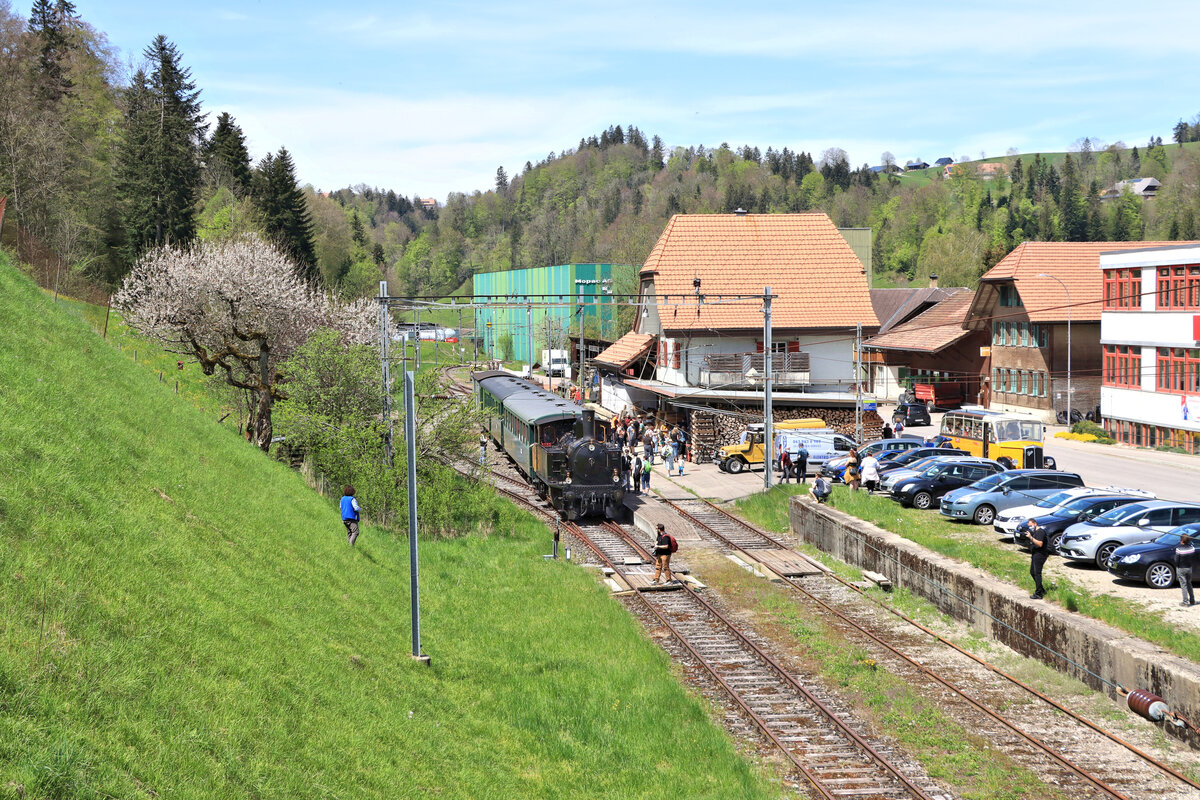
[1100,244,1200,452]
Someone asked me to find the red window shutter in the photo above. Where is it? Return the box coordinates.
[672,340,681,369]
[787,341,800,353]
[755,340,764,353]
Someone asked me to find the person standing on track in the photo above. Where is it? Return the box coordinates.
[341,485,361,546]
[479,431,488,466]
[1027,518,1050,599]
[652,523,676,584]
[1175,533,1197,607]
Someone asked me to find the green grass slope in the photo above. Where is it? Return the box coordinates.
[0,256,774,800]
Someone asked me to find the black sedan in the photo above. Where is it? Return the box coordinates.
[890,460,1005,509]
[1106,523,1200,588]
[893,403,932,428]
[1013,494,1153,550]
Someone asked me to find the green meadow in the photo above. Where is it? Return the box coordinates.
[0,254,777,799]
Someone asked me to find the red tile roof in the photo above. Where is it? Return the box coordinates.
[977,241,1198,323]
[641,213,879,332]
[593,331,655,370]
[864,290,975,353]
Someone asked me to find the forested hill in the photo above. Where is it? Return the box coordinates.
[5,3,1200,302]
[349,129,1200,298]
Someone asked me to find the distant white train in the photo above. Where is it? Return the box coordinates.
[392,322,459,342]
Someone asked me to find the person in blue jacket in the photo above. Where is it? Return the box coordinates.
[341,485,361,546]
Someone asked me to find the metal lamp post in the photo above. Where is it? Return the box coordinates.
[1038,273,1071,423]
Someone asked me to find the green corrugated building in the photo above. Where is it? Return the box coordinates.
[473,264,635,363]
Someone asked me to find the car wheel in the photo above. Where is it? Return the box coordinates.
[1049,531,1064,550]
[912,491,933,510]
[727,457,746,474]
[925,399,935,412]
[1145,562,1175,589]
[973,505,996,525]
[1095,542,1120,569]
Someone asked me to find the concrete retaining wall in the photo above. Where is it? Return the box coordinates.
[790,496,1200,748]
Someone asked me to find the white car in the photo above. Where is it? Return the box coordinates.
[993,486,1155,537]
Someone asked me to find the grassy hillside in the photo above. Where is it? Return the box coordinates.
[0,254,776,799]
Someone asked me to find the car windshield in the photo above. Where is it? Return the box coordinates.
[1035,490,1076,509]
[1090,502,1153,527]
[1061,496,1117,514]
[968,473,1005,491]
[1153,533,1183,546]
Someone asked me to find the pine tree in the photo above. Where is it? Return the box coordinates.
[115,36,205,265]
[28,0,77,100]
[207,112,253,195]
[252,147,318,282]
[495,166,509,193]
[649,136,664,170]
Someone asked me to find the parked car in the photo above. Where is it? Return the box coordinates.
[1012,494,1157,550]
[994,486,1156,538]
[938,470,1085,525]
[1106,524,1200,588]
[1057,501,1200,568]
[890,459,1006,509]
[892,403,932,428]
[821,438,924,478]
[876,447,965,480]
[879,454,992,493]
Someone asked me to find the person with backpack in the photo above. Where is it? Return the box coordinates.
[341,485,361,546]
[796,445,809,484]
[812,475,832,503]
[632,454,643,495]
[652,523,677,584]
[641,456,652,493]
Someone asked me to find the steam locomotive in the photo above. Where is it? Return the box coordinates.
[473,370,625,519]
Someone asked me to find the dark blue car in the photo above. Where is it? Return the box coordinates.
[1106,523,1200,588]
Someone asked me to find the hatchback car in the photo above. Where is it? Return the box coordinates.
[1107,524,1200,588]
[821,438,924,478]
[892,403,932,428]
[1058,501,1200,568]
[994,486,1155,537]
[891,460,1006,509]
[1012,494,1155,550]
[939,470,1085,525]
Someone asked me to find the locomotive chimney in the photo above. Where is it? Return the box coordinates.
[581,409,596,439]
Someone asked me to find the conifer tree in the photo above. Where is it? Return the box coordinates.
[207,111,253,196]
[115,36,205,265]
[251,147,318,283]
[27,0,76,100]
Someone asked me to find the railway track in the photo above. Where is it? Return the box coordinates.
[662,496,1200,800]
[468,461,952,797]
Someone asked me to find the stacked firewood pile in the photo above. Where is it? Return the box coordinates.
[688,407,884,463]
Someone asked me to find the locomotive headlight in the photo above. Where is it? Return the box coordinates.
[564,473,572,485]
[588,443,595,452]
[612,470,620,483]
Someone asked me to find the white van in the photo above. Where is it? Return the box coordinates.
[774,430,857,474]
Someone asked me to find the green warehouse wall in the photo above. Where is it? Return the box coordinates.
[473,264,634,363]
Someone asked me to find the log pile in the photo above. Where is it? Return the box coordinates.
[688,407,884,462]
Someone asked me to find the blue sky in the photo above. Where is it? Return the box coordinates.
[79,0,1200,200]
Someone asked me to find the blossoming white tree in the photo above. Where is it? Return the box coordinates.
[114,234,377,450]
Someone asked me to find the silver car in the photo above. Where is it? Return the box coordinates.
[1057,501,1200,568]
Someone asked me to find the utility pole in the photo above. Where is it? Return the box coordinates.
[415,308,422,371]
[404,369,428,665]
[578,297,587,402]
[379,281,394,467]
[527,302,534,380]
[763,286,773,491]
[546,314,553,393]
[473,304,479,364]
[855,323,863,445]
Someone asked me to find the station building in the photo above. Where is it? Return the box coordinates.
[472,264,636,364]
[1099,244,1200,452]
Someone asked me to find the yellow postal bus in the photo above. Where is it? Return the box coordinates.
[938,410,1054,469]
